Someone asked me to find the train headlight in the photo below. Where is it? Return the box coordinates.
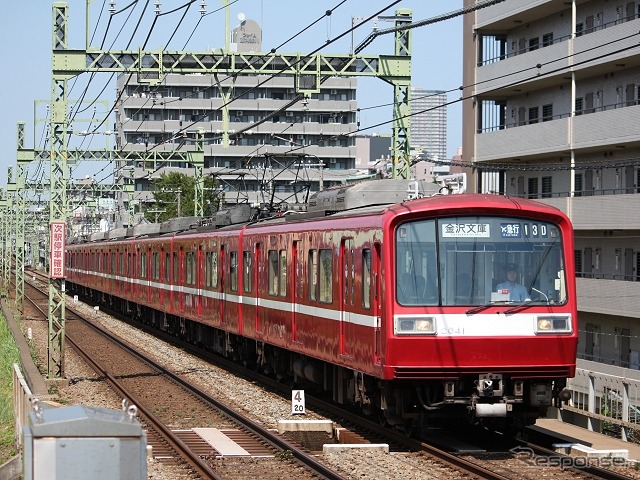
[535,315,571,334]
[395,316,436,335]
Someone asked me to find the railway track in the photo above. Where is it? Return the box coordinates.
[20,275,341,480]
[14,269,640,480]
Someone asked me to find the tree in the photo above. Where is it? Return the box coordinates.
[143,172,218,223]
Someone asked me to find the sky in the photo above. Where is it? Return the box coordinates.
[0,1,463,189]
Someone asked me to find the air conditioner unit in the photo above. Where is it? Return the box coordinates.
[329,158,336,164]
[236,111,243,116]
[330,89,337,95]
[286,111,294,117]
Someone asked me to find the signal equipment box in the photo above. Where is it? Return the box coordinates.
[23,404,147,480]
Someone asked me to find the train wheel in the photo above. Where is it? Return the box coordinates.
[402,420,419,438]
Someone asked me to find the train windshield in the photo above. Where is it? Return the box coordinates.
[396,216,567,307]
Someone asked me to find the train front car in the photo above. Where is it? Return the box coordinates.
[382,194,577,431]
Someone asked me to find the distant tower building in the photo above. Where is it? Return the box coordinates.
[231,17,262,52]
[410,87,447,162]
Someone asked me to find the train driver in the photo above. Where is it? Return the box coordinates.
[496,263,529,301]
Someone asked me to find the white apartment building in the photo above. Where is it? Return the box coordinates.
[112,18,368,224]
[464,0,640,368]
[114,73,360,221]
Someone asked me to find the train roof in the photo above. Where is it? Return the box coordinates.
[67,179,568,246]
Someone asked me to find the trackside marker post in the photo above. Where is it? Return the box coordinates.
[292,390,305,414]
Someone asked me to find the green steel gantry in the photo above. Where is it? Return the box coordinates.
[42,2,412,378]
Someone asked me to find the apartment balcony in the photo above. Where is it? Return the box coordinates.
[476,118,569,161]
[476,0,567,30]
[476,104,640,161]
[538,193,640,230]
[576,277,640,318]
[476,17,640,96]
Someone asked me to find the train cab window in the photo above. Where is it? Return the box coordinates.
[186,252,195,285]
[396,216,567,307]
[268,250,279,295]
[205,251,219,288]
[362,249,371,309]
[230,251,238,292]
[308,249,318,301]
[319,249,333,303]
[243,251,252,293]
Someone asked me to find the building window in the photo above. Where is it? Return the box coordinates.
[542,33,554,47]
[542,104,553,122]
[528,106,539,124]
[528,37,539,51]
[541,176,552,198]
[574,250,583,277]
[574,173,583,196]
[527,177,539,199]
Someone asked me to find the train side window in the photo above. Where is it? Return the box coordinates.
[119,252,124,275]
[308,249,318,301]
[140,251,147,279]
[362,248,371,309]
[206,251,219,288]
[173,252,179,283]
[165,252,170,282]
[230,251,238,292]
[279,250,287,297]
[186,252,195,285]
[243,251,252,293]
[151,252,158,280]
[111,252,116,274]
[268,250,279,295]
[319,249,333,303]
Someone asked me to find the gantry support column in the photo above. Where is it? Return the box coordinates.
[15,123,27,311]
[0,192,7,298]
[193,129,205,217]
[390,9,412,180]
[47,2,70,379]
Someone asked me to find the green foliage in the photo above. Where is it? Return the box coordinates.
[275,450,294,461]
[144,172,218,223]
[0,314,20,463]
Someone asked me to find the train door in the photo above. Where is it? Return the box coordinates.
[197,245,203,317]
[220,244,226,325]
[255,243,263,334]
[292,240,301,342]
[179,247,184,311]
[340,238,355,357]
[159,248,165,305]
[371,244,382,365]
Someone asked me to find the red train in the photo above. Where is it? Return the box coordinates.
[65,180,577,432]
